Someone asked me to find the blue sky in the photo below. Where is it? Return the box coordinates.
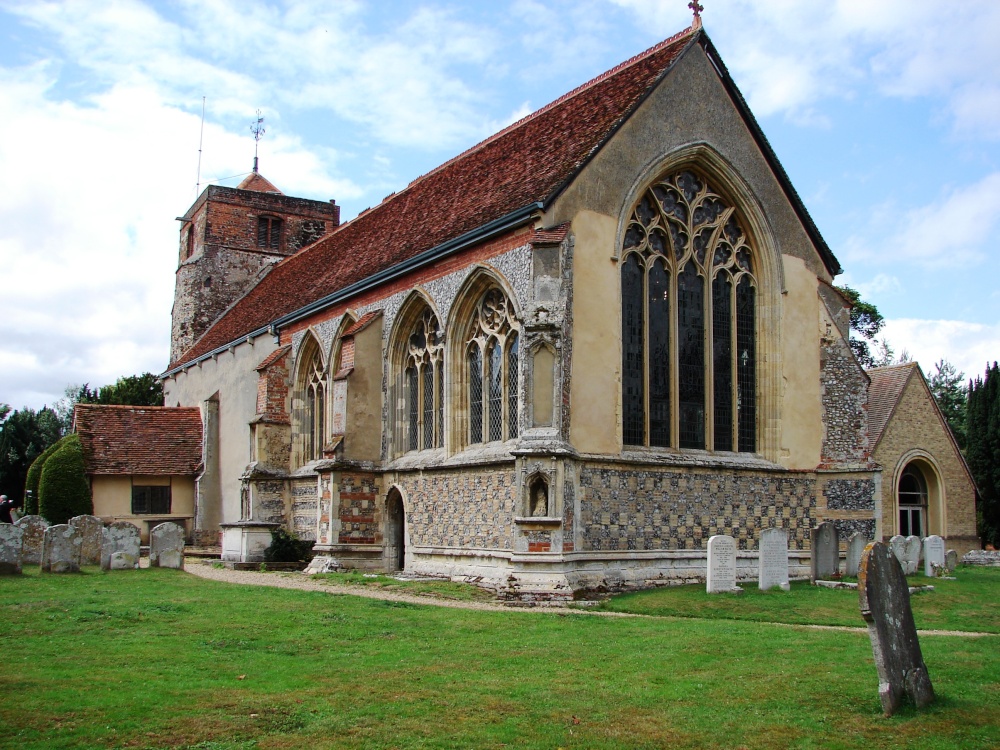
[1,0,999,411]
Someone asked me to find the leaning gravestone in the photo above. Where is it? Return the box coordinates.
[150,522,185,569]
[858,541,934,716]
[945,549,958,572]
[923,535,946,577]
[811,522,839,581]
[889,535,906,567]
[846,532,867,577]
[69,514,104,566]
[101,522,141,571]
[758,528,790,591]
[41,524,82,573]
[902,535,922,575]
[15,515,49,566]
[0,523,24,575]
[707,534,738,593]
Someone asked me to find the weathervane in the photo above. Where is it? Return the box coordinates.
[251,109,265,174]
[689,0,704,27]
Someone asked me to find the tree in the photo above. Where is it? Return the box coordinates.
[837,285,886,368]
[78,373,164,407]
[928,359,968,450]
[966,363,1000,548]
[37,434,92,525]
[23,439,65,514]
[0,406,64,502]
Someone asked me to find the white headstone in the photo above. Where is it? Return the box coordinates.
[923,535,946,577]
[846,532,868,577]
[902,535,922,575]
[150,522,185,569]
[889,535,906,567]
[14,515,49,565]
[758,528,789,591]
[0,523,24,574]
[707,534,738,593]
[41,524,82,573]
[69,514,104,566]
[101,521,141,571]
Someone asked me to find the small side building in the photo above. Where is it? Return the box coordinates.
[868,363,980,554]
[74,404,203,543]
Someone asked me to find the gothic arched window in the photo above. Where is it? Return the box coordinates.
[898,464,928,537]
[466,287,519,444]
[621,169,757,452]
[304,346,326,461]
[403,309,444,452]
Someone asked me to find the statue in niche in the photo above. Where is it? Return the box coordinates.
[529,478,549,517]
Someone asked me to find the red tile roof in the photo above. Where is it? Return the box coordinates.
[236,172,283,194]
[74,405,203,476]
[343,311,382,337]
[255,344,292,372]
[867,363,919,445]
[171,26,699,368]
[530,224,570,246]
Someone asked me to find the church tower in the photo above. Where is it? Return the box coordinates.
[170,172,339,363]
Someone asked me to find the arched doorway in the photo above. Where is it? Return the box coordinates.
[898,463,928,537]
[385,490,405,572]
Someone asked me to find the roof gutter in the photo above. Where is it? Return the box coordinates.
[162,201,543,378]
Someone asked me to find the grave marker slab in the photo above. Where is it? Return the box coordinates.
[945,549,958,572]
[15,515,48,565]
[858,541,935,716]
[923,535,946,577]
[846,532,867,577]
[811,522,839,581]
[889,535,906,567]
[902,536,922,575]
[69,515,104,566]
[758,528,790,591]
[0,523,24,574]
[707,534,738,593]
[102,522,141,571]
[41,524,82,573]
[150,522,185,569]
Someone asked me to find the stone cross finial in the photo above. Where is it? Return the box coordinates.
[689,0,704,24]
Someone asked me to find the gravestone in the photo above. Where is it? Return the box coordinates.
[15,515,49,566]
[69,514,104,566]
[846,532,867,577]
[923,535,946,577]
[0,523,24,574]
[706,534,738,593]
[41,524,82,573]
[902,536,922,575]
[758,528,790,591]
[858,541,935,716]
[150,522,185,569]
[102,522,141,571]
[945,549,958,572]
[810,522,839,581]
[889,535,906,566]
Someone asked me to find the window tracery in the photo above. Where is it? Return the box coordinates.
[466,287,519,444]
[403,309,444,452]
[304,345,326,461]
[622,169,757,452]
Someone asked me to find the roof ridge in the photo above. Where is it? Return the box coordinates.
[75,404,186,411]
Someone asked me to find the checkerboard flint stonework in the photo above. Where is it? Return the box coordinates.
[579,466,817,552]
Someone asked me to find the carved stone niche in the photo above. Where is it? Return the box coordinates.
[515,463,561,528]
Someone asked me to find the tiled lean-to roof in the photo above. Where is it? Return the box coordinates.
[867,363,919,446]
[74,405,203,476]
[170,24,839,371]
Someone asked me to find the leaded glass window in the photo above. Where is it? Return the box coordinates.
[467,287,519,444]
[402,309,444,452]
[305,347,326,460]
[621,168,757,452]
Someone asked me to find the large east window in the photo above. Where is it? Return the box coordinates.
[621,169,756,452]
[466,287,519,444]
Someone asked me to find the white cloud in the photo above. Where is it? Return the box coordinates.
[882,318,1000,380]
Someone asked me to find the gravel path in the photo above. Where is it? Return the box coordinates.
[183,560,997,636]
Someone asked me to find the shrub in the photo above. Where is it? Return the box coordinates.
[263,528,313,563]
[38,434,92,525]
[23,438,67,514]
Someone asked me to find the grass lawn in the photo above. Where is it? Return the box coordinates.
[1,566,997,749]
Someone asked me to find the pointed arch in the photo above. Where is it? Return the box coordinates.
[446,267,522,452]
[292,330,327,465]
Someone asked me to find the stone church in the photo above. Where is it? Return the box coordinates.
[158,20,979,598]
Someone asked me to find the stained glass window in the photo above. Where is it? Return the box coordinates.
[466,287,519,445]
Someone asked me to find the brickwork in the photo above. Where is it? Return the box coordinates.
[316,472,334,545]
[402,466,517,550]
[338,472,379,544]
[255,347,291,422]
[579,465,817,551]
[872,370,978,542]
[819,334,869,466]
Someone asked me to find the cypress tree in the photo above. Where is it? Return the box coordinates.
[37,434,92,525]
[23,437,67,514]
[966,363,1000,548]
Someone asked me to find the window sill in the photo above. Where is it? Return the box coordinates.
[514,516,562,528]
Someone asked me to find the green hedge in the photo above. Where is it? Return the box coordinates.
[23,437,67,515]
[38,434,92,525]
